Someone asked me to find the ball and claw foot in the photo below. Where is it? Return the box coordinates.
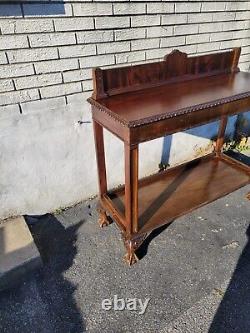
[122,238,140,266]
[246,192,250,201]
[123,252,139,266]
[98,210,112,228]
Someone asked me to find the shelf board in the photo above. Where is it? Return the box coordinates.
[108,154,250,235]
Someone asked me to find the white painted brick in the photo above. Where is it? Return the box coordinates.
[146,47,172,60]
[197,42,220,53]
[116,61,147,69]
[0,0,249,113]
[95,16,130,29]
[115,51,145,64]
[0,20,11,34]
[54,17,94,31]
[79,54,115,68]
[147,26,173,38]
[115,28,146,41]
[175,3,201,13]
[239,54,250,63]
[23,3,72,17]
[0,4,22,18]
[7,48,58,64]
[0,52,7,65]
[63,69,91,83]
[0,79,14,93]
[242,46,250,55]
[114,3,146,15]
[161,14,188,25]
[161,36,186,48]
[77,30,113,44]
[14,73,62,90]
[210,31,234,42]
[0,89,39,106]
[201,2,226,12]
[16,19,54,33]
[243,21,250,29]
[199,22,223,33]
[131,38,159,51]
[97,41,130,55]
[220,39,242,50]
[223,21,246,31]
[73,3,112,16]
[59,44,96,58]
[35,59,79,74]
[174,24,199,36]
[0,19,54,34]
[131,15,160,27]
[241,38,250,47]
[0,63,34,79]
[235,11,250,20]
[188,13,213,24]
[178,44,197,54]
[147,3,174,14]
[234,30,250,39]
[21,96,66,114]
[82,80,93,91]
[0,35,28,50]
[40,82,82,98]
[186,33,210,44]
[226,2,250,11]
[212,12,235,22]
[29,33,76,47]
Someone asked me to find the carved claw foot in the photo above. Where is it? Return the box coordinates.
[98,209,112,228]
[123,251,139,266]
[246,192,250,200]
[122,234,148,266]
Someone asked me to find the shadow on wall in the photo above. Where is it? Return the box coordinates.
[0,214,85,332]
[0,3,66,16]
[161,115,240,167]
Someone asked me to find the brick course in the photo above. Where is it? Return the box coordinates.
[0,1,249,112]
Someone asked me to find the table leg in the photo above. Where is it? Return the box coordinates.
[215,115,228,156]
[124,143,139,265]
[92,119,110,227]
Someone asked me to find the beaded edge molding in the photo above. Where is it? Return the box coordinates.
[88,91,250,128]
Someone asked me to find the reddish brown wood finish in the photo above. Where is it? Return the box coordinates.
[109,153,250,235]
[124,143,139,235]
[88,48,250,266]
[215,115,228,155]
[90,49,240,98]
[92,119,107,196]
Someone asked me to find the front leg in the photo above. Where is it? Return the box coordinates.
[246,192,250,200]
[124,143,139,235]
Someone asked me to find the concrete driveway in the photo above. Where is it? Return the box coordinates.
[0,154,249,333]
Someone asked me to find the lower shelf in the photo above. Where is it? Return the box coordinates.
[108,153,250,235]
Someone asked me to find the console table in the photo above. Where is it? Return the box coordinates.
[88,48,250,265]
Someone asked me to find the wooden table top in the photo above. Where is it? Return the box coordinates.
[96,71,250,127]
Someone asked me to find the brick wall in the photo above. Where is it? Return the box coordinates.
[0,1,249,112]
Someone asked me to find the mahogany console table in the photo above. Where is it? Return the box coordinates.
[88,48,250,265]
